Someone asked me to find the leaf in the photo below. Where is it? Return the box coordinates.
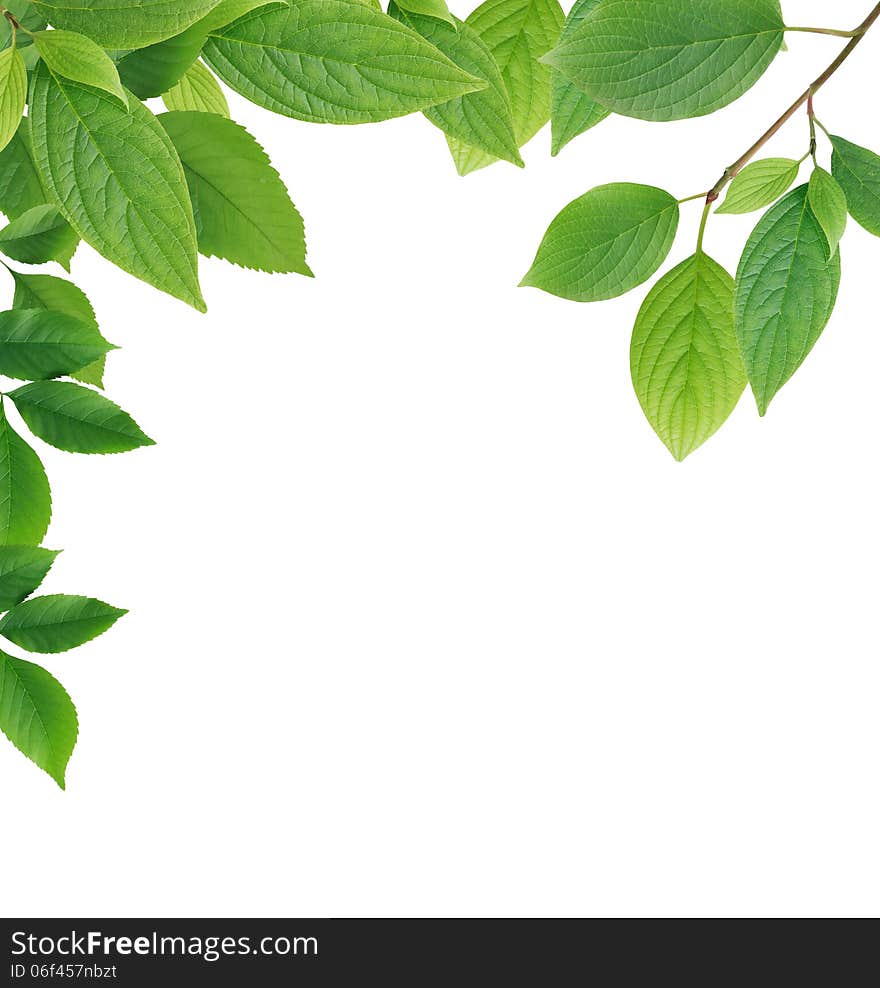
[0,594,126,653]
[29,0,225,50]
[0,545,59,611]
[389,3,522,167]
[716,158,800,215]
[203,0,486,124]
[0,203,79,269]
[631,253,745,461]
[29,64,205,311]
[0,401,51,546]
[521,183,679,302]
[8,380,154,454]
[830,136,880,238]
[0,652,77,788]
[0,125,47,221]
[446,0,564,174]
[162,60,230,117]
[0,46,26,154]
[544,0,785,122]
[735,185,841,415]
[808,167,847,258]
[11,271,105,387]
[0,308,114,381]
[32,30,127,105]
[0,1,47,49]
[550,0,609,156]
[395,0,453,24]
[159,111,311,275]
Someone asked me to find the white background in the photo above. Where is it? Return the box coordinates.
[3,1,879,919]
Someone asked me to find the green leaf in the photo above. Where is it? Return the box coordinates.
[203,0,485,124]
[830,135,880,238]
[0,593,126,653]
[808,167,847,258]
[735,184,841,415]
[545,0,785,122]
[389,3,522,167]
[162,60,229,117]
[0,652,77,788]
[0,125,47,221]
[0,401,51,546]
[0,545,59,611]
[631,253,744,461]
[0,46,26,154]
[30,0,225,49]
[550,0,609,156]
[395,0,453,24]
[197,0,281,34]
[159,111,311,275]
[1,2,47,48]
[446,0,564,174]
[8,380,154,454]
[716,158,800,215]
[32,30,127,105]
[0,308,113,381]
[521,183,679,302]
[29,64,205,311]
[0,203,79,269]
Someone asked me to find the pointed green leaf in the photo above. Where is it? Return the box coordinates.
[0,545,59,611]
[0,46,26,154]
[158,111,311,275]
[545,0,785,122]
[30,0,225,49]
[830,136,880,238]
[8,380,154,454]
[29,63,205,311]
[203,0,486,124]
[395,0,453,24]
[716,158,800,215]
[32,30,127,105]
[808,167,847,258]
[0,125,47,221]
[162,60,230,117]
[0,309,113,381]
[0,402,51,546]
[521,183,679,302]
[117,23,207,99]
[550,0,609,156]
[0,203,79,269]
[0,652,77,788]
[735,185,841,415]
[631,253,745,461]
[389,3,522,167]
[0,594,126,653]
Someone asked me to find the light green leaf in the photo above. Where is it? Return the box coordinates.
[0,203,79,270]
[521,183,679,302]
[550,0,609,156]
[162,60,229,117]
[0,46,26,154]
[545,0,785,122]
[11,271,105,387]
[32,30,127,105]
[389,3,522,167]
[831,135,880,238]
[0,125,47,221]
[0,401,51,546]
[808,167,847,258]
[735,185,841,415]
[159,111,311,275]
[395,0,453,24]
[29,63,205,311]
[30,0,225,49]
[0,545,59,611]
[0,593,126,653]
[0,308,113,381]
[8,380,155,454]
[203,0,486,124]
[716,158,800,215]
[197,0,281,34]
[0,652,77,788]
[631,253,744,461]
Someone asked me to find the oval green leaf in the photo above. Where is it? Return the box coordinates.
[0,545,60,611]
[0,594,127,653]
[716,158,800,215]
[0,203,79,269]
[0,402,51,546]
[831,135,880,238]
[0,46,26,154]
[808,167,847,258]
[32,29,127,105]
[0,309,113,381]
[162,60,230,117]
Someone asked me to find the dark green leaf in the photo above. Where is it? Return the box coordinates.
[0,401,51,546]
[0,125,47,221]
[0,545,59,611]
[830,135,880,238]
[0,308,113,381]
[0,203,79,269]
[0,593,126,653]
